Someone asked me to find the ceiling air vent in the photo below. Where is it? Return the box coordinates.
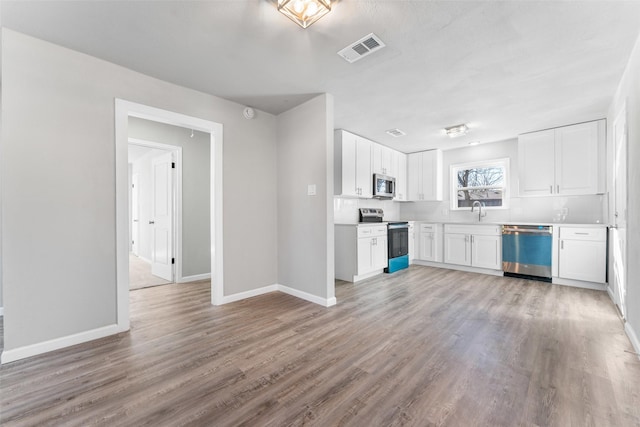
[386,128,406,137]
[338,33,386,63]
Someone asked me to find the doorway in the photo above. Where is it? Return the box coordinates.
[128,141,180,290]
[115,100,224,334]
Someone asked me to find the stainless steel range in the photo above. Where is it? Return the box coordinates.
[358,208,409,274]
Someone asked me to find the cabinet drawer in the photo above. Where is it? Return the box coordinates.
[357,225,387,238]
[559,227,606,241]
[420,223,438,233]
[444,224,501,236]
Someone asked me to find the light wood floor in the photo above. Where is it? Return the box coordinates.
[2,266,640,426]
[129,253,172,290]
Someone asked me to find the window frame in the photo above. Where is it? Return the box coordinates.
[450,158,510,210]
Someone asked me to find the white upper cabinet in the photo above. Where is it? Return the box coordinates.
[334,130,372,198]
[408,149,443,201]
[394,151,408,201]
[372,143,394,176]
[518,120,605,197]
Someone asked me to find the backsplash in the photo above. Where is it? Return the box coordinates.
[398,194,608,224]
[334,197,401,224]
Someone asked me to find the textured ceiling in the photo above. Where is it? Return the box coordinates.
[2,0,640,152]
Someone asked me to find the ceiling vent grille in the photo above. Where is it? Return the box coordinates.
[386,128,406,137]
[338,33,386,63]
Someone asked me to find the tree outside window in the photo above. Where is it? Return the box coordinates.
[451,159,509,209]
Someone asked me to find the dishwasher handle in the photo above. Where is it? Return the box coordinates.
[502,225,552,234]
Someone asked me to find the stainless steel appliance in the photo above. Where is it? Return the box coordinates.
[359,208,384,223]
[372,173,395,199]
[502,225,552,281]
[386,222,409,273]
[358,208,409,273]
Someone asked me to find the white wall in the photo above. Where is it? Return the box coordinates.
[608,34,640,354]
[128,117,211,277]
[0,29,278,354]
[399,139,607,224]
[277,94,335,305]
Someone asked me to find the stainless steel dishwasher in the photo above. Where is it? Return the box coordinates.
[502,225,553,281]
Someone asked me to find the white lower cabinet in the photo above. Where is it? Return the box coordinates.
[558,227,607,283]
[443,224,501,270]
[417,223,443,262]
[444,233,469,265]
[471,235,502,270]
[358,232,388,274]
[335,224,388,282]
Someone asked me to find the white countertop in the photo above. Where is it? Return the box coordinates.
[335,221,609,227]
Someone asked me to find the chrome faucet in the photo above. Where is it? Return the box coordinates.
[471,201,485,222]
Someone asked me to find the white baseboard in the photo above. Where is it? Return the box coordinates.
[413,260,503,277]
[0,306,4,316]
[552,277,606,291]
[277,284,336,307]
[178,273,211,283]
[1,323,125,364]
[221,284,279,304]
[625,322,640,361]
[221,284,336,307]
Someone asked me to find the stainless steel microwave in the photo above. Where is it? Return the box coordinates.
[373,173,395,199]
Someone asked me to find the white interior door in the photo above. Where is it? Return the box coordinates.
[151,151,174,281]
[611,107,627,318]
[131,173,140,256]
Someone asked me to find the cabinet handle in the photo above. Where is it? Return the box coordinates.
[561,240,564,249]
[556,184,560,193]
[550,185,553,194]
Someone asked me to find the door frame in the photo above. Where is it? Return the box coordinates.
[609,103,628,318]
[115,99,224,333]
[128,139,182,283]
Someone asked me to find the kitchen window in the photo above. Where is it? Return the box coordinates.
[450,158,509,210]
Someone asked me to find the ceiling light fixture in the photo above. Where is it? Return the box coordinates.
[277,0,331,29]
[444,123,469,138]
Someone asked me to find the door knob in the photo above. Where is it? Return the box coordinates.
[149,220,155,225]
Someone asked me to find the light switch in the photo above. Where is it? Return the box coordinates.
[307,184,316,196]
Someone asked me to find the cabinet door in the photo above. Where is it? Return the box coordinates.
[471,235,501,270]
[357,237,373,274]
[419,232,435,261]
[355,138,372,198]
[394,152,407,201]
[420,150,443,201]
[444,233,470,266]
[339,132,358,197]
[556,121,599,195]
[372,235,388,270]
[518,129,555,196]
[407,152,422,201]
[559,239,606,283]
[381,146,393,176]
[371,143,383,175]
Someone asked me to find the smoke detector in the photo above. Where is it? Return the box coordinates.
[338,33,386,63]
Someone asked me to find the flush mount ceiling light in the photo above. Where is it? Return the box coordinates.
[277,0,331,29]
[444,123,469,138]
